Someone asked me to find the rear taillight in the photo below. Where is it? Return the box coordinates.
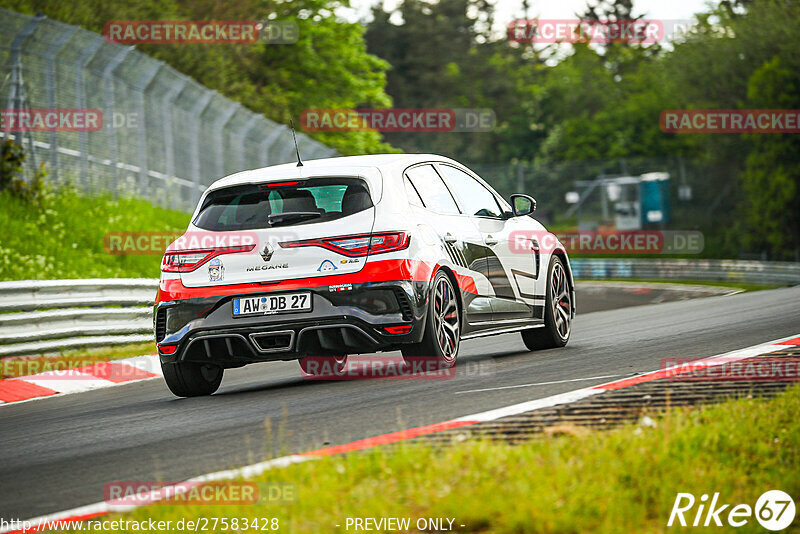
[161,244,255,272]
[279,232,410,257]
[158,343,178,355]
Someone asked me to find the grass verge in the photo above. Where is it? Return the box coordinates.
[1,342,155,379]
[588,278,780,292]
[73,384,800,533]
[0,188,189,280]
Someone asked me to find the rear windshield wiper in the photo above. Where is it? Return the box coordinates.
[266,211,322,227]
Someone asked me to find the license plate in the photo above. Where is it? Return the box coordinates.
[233,292,312,316]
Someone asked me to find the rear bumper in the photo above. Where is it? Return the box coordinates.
[154,279,427,367]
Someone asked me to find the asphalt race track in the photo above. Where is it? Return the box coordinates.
[1,285,799,520]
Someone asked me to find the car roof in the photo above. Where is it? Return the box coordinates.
[207,153,459,190]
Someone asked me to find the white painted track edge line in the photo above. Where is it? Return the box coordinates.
[3,333,798,532]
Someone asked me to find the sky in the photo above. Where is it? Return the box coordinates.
[340,0,715,26]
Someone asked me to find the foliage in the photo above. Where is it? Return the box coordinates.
[0,186,189,280]
[2,0,395,155]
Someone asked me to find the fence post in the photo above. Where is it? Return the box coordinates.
[160,77,186,195]
[189,91,214,204]
[238,114,261,171]
[259,125,286,167]
[4,13,44,175]
[214,102,239,179]
[74,39,103,190]
[102,46,133,190]
[133,62,162,193]
[44,25,77,183]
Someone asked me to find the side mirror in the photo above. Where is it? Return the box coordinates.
[510,194,536,217]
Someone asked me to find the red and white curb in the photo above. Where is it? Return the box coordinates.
[0,355,161,405]
[3,333,799,533]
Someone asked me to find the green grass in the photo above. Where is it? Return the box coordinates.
[1,342,155,379]
[76,384,800,533]
[0,188,190,280]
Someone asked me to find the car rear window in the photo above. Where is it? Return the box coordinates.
[193,178,373,231]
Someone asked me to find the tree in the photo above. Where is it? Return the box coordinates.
[2,0,395,154]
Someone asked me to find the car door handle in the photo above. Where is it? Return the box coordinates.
[443,233,458,244]
[484,236,498,246]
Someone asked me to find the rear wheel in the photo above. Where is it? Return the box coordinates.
[161,361,223,397]
[522,255,572,350]
[299,355,348,376]
[401,271,460,369]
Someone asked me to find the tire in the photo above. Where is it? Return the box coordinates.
[299,355,348,377]
[401,271,460,369]
[522,255,572,351]
[161,361,223,397]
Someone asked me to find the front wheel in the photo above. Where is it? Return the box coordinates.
[401,271,460,369]
[522,255,572,350]
[161,361,223,397]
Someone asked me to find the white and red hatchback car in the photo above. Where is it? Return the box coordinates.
[155,154,575,396]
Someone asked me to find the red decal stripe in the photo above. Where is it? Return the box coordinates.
[301,420,477,457]
[157,259,477,302]
[777,336,800,345]
[0,380,58,402]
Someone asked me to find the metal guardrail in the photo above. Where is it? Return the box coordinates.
[570,258,800,285]
[0,278,157,357]
[1,259,797,357]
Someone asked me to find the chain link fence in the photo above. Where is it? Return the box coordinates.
[0,10,337,212]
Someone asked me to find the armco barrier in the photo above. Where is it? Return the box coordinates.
[0,279,158,357]
[1,260,797,357]
[570,258,800,285]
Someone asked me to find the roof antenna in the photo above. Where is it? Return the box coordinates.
[290,119,303,167]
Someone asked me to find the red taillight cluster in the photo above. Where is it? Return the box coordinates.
[279,232,410,257]
[158,343,178,355]
[161,244,255,272]
[384,325,412,335]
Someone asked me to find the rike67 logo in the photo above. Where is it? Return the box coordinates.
[668,490,795,530]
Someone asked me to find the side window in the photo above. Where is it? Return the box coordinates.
[437,165,503,218]
[404,164,460,215]
[404,176,424,207]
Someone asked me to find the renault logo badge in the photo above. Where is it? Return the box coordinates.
[261,243,274,262]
